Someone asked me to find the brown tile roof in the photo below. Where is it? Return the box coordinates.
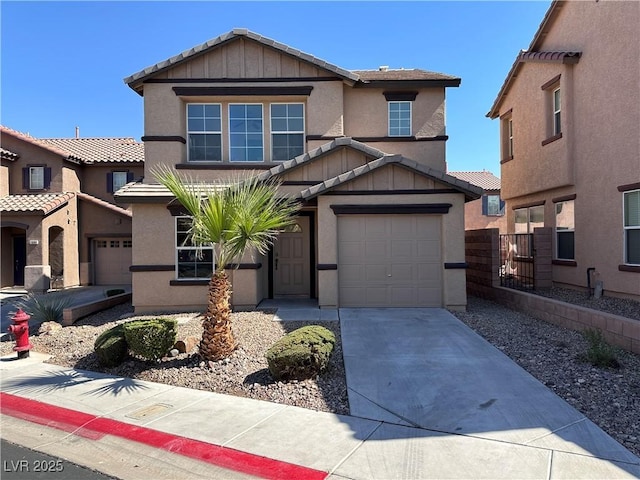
[1,147,19,161]
[486,1,583,118]
[77,192,132,217]
[1,125,82,163]
[39,138,144,164]
[114,181,229,203]
[0,193,74,215]
[353,69,459,83]
[448,171,501,191]
[124,28,360,92]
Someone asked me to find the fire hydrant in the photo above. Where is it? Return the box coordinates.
[8,309,32,359]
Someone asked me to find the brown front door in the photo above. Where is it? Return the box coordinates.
[274,216,310,296]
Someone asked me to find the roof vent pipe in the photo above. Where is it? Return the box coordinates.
[379,66,389,72]
[75,126,79,139]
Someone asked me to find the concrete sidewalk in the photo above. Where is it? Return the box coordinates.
[1,308,639,479]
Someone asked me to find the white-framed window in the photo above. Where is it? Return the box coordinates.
[29,166,45,190]
[514,205,544,234]
[229,104,263,162]
[483,194,505,216]
[507,118,514,157]
[623,190,640,265]
[553,87,561,135]
[176,216,214,279]
[388,101,411,137]
[187,104,222,162]
[112,172,129,192]
[270,103,304,161]
[555,200,575,260]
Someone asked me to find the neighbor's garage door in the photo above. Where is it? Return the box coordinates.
[94,238,132,285]
[338,215,442,307]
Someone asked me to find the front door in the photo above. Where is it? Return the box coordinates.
[274,216,310,296]
[13,235,26,286]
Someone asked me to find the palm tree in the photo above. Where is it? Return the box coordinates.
[153,167,300,361]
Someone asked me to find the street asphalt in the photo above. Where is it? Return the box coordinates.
[1,305,638,479]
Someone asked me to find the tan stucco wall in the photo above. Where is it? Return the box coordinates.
[82,164,144,202]
[496,1,640,299]
[464,197,507,233]
[0,163,10,196]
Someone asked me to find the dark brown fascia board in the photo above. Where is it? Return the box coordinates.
[512,200,546,210]
[351,135,448,143]
[146,77,341,84]
[323,189,459,196]
[330,204,452,215]
[175,163,273,170]
[552,193,577,203]
[172,86,313,96]
[618,182,640,192]
[618,265,640,273]
[142,135,186,144]
[130,265,174,272]
[383,91,419,101]
[356,79,460,89]
[114,195,173,205]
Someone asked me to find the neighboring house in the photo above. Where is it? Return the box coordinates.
[487,1,640,300]
[116,28,481,313]
[0,126,144,291]
[448,171,506,232]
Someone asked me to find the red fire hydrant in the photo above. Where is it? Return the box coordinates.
[8,309,33,359]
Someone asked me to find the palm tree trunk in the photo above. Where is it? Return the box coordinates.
[200,270,237,361]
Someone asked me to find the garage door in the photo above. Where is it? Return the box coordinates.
[338,215,442,307]
[94,238,132,285]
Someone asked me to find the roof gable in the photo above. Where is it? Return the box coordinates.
[124,28,359,93]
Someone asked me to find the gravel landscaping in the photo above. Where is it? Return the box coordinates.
[2,290,638,458]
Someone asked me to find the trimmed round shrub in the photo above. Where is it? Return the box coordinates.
[94,324,128,367]
[266,325,336,381]
[123,318,178,361]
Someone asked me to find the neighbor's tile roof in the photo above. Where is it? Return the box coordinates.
[448,171,501,191]
[353,69,459,83]
[39,138,144,164]
[1,125,82,163]
[124,28,359,90]
[0,193,74,214]
[1,147,19,161]
[76,192,132,217]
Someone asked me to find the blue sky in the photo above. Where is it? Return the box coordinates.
[1,1,551,174]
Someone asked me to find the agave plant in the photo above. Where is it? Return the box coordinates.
[153,166,300,361]
[14,292,73,324]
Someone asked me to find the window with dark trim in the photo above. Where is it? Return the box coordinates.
[482,194,505,216]
[388,101,412,137]
[229,104,263,162]
[552,87,562,136]
[176,216,214,279]
[514,205,544,234]
[542,76,562,144]
[500,112,513,161]
[187,104,222,162]
[270,103,304,161]
[22,166,51,191]
[107,171,134,193]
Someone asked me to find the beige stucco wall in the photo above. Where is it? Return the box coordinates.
[0,162,10,196]
[464,196,507,233]
[496,0,640,299]
[82,164,144,202]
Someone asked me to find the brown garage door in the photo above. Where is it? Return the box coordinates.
[338,215,442,307]
[94,238,132,285]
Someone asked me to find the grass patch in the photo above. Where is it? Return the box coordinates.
[580,328,620,369]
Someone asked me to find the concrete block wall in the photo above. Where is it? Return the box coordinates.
[465,228,500,298]
[533,227,552,289]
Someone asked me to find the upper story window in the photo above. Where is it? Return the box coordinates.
[623,190,640,265]
[555,200,575,261]
[108,171,133,193]
[22,166,51,191]
[388,101,411,137]
[176,216,213,279]
[500,111,513,161]
[271,103,304,161]
[229,104,263,162]
[552,87,562,136]
[482,194,505,216]
[187,104,222,162]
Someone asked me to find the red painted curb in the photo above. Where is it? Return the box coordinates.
[0,392,327,480]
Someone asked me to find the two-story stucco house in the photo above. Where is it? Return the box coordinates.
[0,126,144,291]
[487,1,640,300]
[117,29,481,313]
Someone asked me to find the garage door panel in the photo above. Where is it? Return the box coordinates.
[95,237,132,285]
[338,215,442,307]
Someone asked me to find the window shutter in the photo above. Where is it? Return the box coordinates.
[481,195,488,215]
[43,168,52,189]
[22,168,29,189]
[126,171,134,183]
[499,199,506,216]
[106,173,114,193]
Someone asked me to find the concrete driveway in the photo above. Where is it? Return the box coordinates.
[340,308,639,476]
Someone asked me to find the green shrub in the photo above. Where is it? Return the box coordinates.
[123,318,178,361]
[581,328,620,368]
[105,289,125,297]
[94,324,128,367]
[15,293,72,324]
[266,325,335,381]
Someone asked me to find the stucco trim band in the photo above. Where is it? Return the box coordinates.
[552,194,577,203]
[512,200,546,210]
[617,182,640,193]
[130,265,175,272]
[541,132,563,146]
[141,136,187,144]
[618,265,640,273]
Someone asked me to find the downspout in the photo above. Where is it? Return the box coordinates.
[587,267,595,297]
